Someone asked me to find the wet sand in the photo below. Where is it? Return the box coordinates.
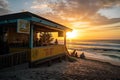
[0,58,120,80]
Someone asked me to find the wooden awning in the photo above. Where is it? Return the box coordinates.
[0,12,72,32]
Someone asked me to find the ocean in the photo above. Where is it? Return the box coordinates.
[66,40,120,66]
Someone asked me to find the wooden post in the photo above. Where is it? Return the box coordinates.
[29,24,33,48]
[29,23,34,68]
[64,31,66,46]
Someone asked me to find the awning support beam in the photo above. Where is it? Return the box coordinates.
[64,32,66,46]
[29,24,33,48]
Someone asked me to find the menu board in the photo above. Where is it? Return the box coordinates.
[17,19,30,34]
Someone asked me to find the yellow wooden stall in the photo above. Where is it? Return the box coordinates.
[0,12,72,68]
[31,45,67,62]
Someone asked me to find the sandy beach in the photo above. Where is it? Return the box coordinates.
[0,57,120,80]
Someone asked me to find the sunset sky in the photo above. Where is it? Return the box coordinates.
[0,0,120,40]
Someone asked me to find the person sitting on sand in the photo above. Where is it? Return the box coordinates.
[80,52,85,59]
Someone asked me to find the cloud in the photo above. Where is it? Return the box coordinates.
[101,0,120,8]
[0,0,8,8]
[0,0,10,15]
[0,8,10,15]
[30,0,120,30]
[89,14,120,26]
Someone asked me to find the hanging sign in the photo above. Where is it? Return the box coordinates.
[17,19,30,34]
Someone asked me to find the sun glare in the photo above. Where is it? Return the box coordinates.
[66,30,78,39]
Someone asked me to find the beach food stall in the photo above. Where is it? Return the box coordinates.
[0,12,72,68]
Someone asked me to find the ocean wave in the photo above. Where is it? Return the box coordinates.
[67,43,120,48]
[68,47,120,52]
[90,48,120,52]
[102,54,120,60]
[67,40,120,66]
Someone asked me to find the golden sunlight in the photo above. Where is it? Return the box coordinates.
[66,30,78,39]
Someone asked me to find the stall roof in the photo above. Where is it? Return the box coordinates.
[0,11,72,31]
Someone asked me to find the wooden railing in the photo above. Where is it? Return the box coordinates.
[0,51,29,69]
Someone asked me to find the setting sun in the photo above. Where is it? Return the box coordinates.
[66,30,78,39]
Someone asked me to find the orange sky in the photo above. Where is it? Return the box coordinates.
[1,0,120,40]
